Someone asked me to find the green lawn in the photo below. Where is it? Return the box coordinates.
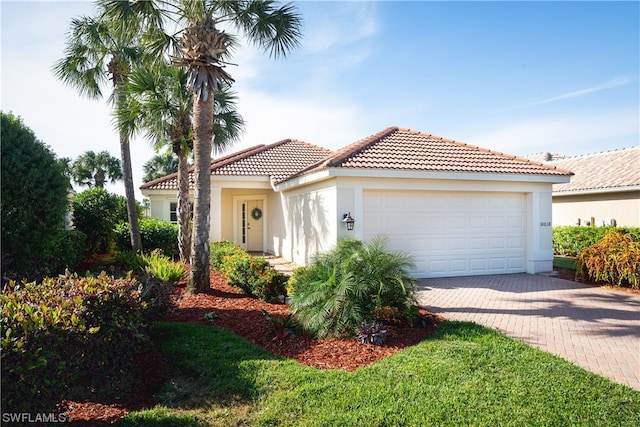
[120,321,639,426]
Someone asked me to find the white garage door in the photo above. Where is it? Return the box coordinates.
[363,190,526,278]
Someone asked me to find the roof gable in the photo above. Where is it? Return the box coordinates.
[141,139,332,191]
[546,146,640,193]
[283,127,572,183]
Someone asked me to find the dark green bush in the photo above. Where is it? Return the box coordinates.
[1,272,153,413]
[553,226,640,257]
[576,231,640,289]
[115,217,178,256]
[288,237,418,339]
[72,188,122,255]
[1,112,70,275]
[41,229,87,275]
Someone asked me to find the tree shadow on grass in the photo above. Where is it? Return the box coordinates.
[150,322,281,409]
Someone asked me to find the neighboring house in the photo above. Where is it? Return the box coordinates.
[142,126,572,278]
[541,146,640,227]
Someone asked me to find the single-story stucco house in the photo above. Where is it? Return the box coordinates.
[534,147,639,227]
[141,126,573,278]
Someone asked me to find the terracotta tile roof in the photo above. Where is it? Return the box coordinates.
[141,139,333,191]
[285,127,572,182]
[545,146,640,193]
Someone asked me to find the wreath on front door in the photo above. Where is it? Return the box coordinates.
[251,207,263,220]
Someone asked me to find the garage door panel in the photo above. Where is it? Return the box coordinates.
[364,190,526,278]
[449,238,467,250]
[469,258,488,272]
[489,237,506,249]
[508,236,524,249]
[470,237,486,249]
[508,257,525,269]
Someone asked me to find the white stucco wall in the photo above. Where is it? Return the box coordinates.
[145,170,562,276]
[281,181,337,266]
[278,173,559,275]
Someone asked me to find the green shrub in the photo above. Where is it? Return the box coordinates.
[142,249,186,283]
[553,226,640,257]
[223,252,288,303]
[72,188,122,255]
[576,231,640,289]
[41,229,87,275]
[286,266,307,296]
[210,240,246,271]
[115,217,179,256]
[1,112,70,276]
[289,236,417,339]
[114,250,148,272]
[1,272,151,413]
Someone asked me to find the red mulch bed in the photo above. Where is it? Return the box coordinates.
[62,269,443,424]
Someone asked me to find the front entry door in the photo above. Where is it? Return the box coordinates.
[238,199,264,252]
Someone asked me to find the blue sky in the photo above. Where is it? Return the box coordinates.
[1,1,638,199]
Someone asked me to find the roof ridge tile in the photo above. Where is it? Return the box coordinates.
[326,126,399,167]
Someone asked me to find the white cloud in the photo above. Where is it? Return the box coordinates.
[469,109,639,156]
[220,88,368,154]
[302,2,378,53]
[501,76,635,111]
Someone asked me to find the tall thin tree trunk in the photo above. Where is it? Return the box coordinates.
[115,78,142,252]
[177,150,191,263]
[186,92,214,294]
[94,168,106,188]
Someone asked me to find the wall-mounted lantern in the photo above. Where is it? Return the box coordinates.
[342,212,355,231]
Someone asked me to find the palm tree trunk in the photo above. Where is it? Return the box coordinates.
[115,79,142,252]
[186,92,214,294]
[177,150,191,263]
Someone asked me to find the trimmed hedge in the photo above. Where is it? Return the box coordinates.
[552,226,640,257]
[1,272,161,413]
[210,241,288,303]
[115,217,179,256]
[41,229,87,275]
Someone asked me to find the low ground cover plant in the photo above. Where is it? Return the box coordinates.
[1,272,159,413]
[576,231,640,289]
[142,249,186,283]
[289,236,418,339]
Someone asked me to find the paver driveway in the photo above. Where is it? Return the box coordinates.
[416,274,640,390]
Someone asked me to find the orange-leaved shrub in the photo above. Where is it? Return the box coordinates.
[575,231,639,289]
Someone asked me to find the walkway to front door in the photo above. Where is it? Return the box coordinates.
[416,274,640,390]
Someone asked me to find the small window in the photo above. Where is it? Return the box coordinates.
[169,201,194,223]
[170,202,177,223]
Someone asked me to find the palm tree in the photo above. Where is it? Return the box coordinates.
[120,60,244,263]
[143,152,179,183]
[104,0,302,293]
[52,8,143,251]
[71,150,123,188]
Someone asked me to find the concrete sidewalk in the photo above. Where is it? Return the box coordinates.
[416,274,640,391]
